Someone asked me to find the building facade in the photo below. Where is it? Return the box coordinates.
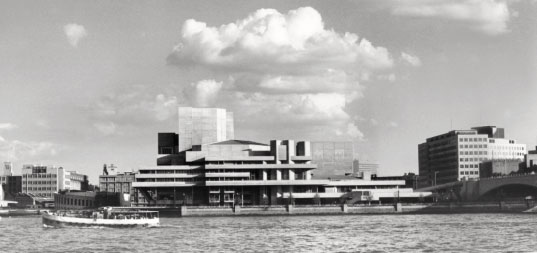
[178,107,234,152]
[21,165,89,198]
[133,107,430,206]
[99,171,140,203]
[418,126,526,188]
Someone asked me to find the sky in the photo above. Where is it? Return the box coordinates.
[1,0,536,183]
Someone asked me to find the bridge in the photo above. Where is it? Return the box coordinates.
[417,174,537,201]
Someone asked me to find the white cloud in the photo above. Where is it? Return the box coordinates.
[93,122,117,135]
[401,52,422,67]
[64,23,88,47]
[391,0,511,35]
[345,123,365,140]
[168,7,393,73]
[167,6,401,140]
[388,121,399,128]
[189,80,223,107]
[0,123,17,131]
[0,135,58,162]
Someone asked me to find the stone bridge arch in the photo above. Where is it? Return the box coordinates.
[477,175,537,200]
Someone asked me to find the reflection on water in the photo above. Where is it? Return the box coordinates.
[1,214,536,252]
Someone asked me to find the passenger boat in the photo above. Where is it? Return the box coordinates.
[42,207,160,228]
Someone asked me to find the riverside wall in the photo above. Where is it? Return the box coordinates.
[151,201,535,217]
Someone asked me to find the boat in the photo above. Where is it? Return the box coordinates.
[42,207,160,228]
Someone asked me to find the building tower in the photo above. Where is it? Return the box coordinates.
[177,107,234,152]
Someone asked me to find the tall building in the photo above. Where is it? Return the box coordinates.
[177,107,234,152]
[310,141,354,178]
[418,126,526,188]
[525,146,537,170]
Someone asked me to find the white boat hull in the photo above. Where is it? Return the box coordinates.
[42,212,159,228]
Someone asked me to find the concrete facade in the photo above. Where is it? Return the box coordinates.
[178,107,234,152]
[419,126,526,188]
[133,107,430,206]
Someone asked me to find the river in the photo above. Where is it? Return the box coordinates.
[1,213,536,252]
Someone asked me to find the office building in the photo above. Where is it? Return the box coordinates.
[21,165,89,198]
[418,126,526,187]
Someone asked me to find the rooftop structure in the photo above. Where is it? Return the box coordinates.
[310,141,354,178]
[178,107,234,152]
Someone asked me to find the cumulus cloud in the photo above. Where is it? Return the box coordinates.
[64,23,88,47]
[391,0,511,35]
[168,7,393,73]
[0,123,17,131]
[401,52,422,67]
[0,136,58,162]
[93,122,117,135]
[167,7,398,141]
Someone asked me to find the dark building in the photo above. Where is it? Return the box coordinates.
[157,133,183,165]
[54,191,129,210]
[472,126,505,138]
[479,160,521,178]
[1,175,22,196]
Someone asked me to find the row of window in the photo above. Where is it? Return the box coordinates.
[460,144,487,149]
[24,174,57,178]
[23,181,57,185]
[460,158,486,162]
[26,187,56,191]
[460,164,479,169]
[460,171,479,175]
[460,151,488,155]
[490,146,524,150]
[57,197,93,207]
[459,137,487,142]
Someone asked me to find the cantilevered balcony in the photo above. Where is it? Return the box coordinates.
[204,164,317,170]
[205,172,250,178]
[205,179,329,186]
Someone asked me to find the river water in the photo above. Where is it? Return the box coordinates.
[1,213,536,252]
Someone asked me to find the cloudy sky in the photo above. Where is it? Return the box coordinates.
[1,0,536,182]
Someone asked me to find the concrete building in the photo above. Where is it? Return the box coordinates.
[310,141,354,178]
[178,107,234,152]
[99,171,141,204]
[133,106,430,206]
[418,126,526,188]
[21,165,89,198]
